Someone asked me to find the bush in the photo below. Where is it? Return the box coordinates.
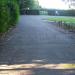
[0,1,10,32]
[7,1,19,26]
[0,0,19,33]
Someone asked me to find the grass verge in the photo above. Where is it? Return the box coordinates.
[48,16,75,31]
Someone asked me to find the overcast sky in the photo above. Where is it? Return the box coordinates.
[38,0,69,9]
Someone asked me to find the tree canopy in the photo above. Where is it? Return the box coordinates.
[18,0,40,10]
[63,0,75,9]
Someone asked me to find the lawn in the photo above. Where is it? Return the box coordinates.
[48,16,75,24]
[47,16,75,31]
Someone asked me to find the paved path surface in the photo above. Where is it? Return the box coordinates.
[0,15,75,75]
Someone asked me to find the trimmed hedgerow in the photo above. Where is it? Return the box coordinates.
[7,1,19,26]
[0,0,19,33]
[0,1,10,32]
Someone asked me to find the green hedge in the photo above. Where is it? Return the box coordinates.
[0,0,19,33]
[7,1,19,26]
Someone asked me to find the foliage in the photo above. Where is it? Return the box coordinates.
[0,1,10,32]
[7,1,19,26]
[18,0,40,12]
[63,0,75,9]
[0,0,19,33]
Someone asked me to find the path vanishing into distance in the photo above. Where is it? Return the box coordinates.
[0,15,75,75]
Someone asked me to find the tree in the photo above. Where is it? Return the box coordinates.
[63,0,75,9]
[18,0,40,10]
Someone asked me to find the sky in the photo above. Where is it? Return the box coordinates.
[38,0,69,10]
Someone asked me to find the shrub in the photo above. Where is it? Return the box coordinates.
[0,0,19,33]
[7,1,19,26]
[0,1,10,32]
